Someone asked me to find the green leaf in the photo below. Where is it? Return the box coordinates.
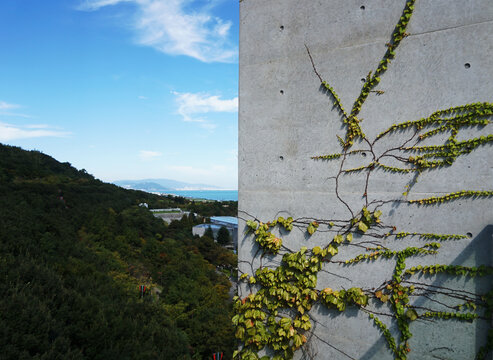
[406,309,418,321]
[346,233,353,242]
[358,221,369,233]
[235,327,245,339]
[293,334,303,347]
[246,220,258,231]
[327,245,338,256]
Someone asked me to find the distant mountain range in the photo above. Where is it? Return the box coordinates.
[113,179,221,192]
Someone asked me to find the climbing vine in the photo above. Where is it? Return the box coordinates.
[235,1,493,359]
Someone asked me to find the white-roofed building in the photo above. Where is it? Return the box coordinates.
[192,216,238,249]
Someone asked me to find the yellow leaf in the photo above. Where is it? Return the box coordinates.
[327,246,338,256]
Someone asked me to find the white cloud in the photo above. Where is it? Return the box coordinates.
[24,124,51,129]
[139,150,162,160]
[0,101,20,110]
[0,112,32,119]
[0,100,32,118]
[173,91,238,122]
[78,0,133,10]
[0,122,70,141]
[78,0,237,63]
[0,101,69,141]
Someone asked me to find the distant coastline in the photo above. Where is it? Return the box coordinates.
[162,190,238,201]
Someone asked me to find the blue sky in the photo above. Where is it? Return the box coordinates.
[0,0,239,189]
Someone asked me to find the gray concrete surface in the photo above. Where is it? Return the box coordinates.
[239,0,493,359]
[152,211,190,224]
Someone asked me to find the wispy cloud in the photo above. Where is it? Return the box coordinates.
[139,150,162,161]
[173,91,237,123]
[0,100,32,118]
[78,0,237,63]
[0,122,70,141]
[79,0,133,9]
[0,101,20,110]
[0,112,32,119]
[24,124,52,129]
[0,100,68,140]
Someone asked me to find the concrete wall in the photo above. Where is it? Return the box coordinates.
[152,211,190,224]
[239,0,493,359]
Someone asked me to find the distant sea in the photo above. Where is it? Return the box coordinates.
[163,190,238,201]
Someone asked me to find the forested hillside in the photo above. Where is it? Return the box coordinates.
[0,144,236,359]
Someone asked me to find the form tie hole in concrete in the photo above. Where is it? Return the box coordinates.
[361,78,366,83]
[280,90,284,95]
[464,63,471,69]
[360,5,365,10]
[467,232,473,238]
[279,156,284,161]
[361,152,367,157]
[280,25,284,31]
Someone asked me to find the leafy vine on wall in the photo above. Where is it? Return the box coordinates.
[235,1,493,359]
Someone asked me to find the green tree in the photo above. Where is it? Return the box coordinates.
[204,226,214,239]
[0,143,236,360]
[217,226,231,246]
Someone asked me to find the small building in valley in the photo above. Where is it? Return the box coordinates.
[151,208,190,224]
[192,216,238,248]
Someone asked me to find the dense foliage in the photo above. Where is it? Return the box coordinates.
[0,144,236,359]
[217,226,232,246]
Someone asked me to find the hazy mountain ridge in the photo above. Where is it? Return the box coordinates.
[114,178,221,192]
